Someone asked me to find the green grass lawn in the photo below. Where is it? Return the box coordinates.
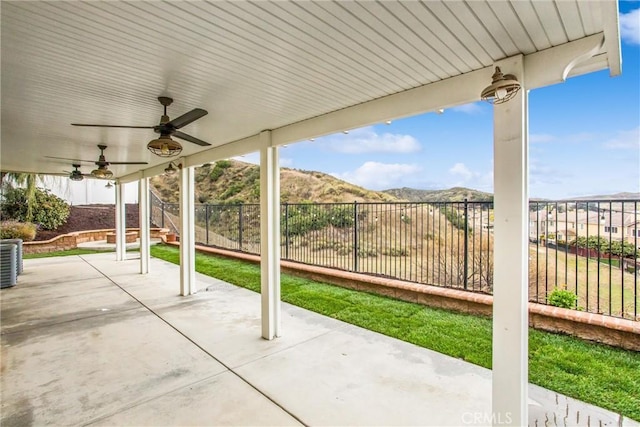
[24,247,140,259]
[148,245,638,420]
[25,245,639,418]
[24,248,114,259]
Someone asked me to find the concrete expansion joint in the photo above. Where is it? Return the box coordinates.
[81,255,308,427]
[81,372,228,426]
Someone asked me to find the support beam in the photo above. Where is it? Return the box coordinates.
[179,164,196,296]
[138,177,150,274]
[491,55,528,426]
[259,131,281,340]
[115,182,126,261]
[117,37,614,186]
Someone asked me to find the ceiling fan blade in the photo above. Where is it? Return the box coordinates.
[173,131,211,146]
[71,124,154,129]
[45,155,94,163]
[108,161,149,165]
[166,108,208,129]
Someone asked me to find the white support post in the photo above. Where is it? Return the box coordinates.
[179,164,196,296]
[115,182,126,261]
[138,177,150,274]
[259,131,281,340]
[492,55,529,426]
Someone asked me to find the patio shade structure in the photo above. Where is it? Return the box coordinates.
[0,1,621,425]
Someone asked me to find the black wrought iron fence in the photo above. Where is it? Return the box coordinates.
[151,194,639,320]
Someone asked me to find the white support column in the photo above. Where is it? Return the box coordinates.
[259,131,281,340]
[492,55,529,426]
[138,177,150,274]
[115,181,126,261]
[179,164,196,296]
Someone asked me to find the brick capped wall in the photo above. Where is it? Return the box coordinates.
[164,240,639,352]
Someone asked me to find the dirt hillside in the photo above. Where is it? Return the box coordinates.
[35,204,141,241]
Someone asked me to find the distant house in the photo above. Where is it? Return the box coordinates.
[529,208,640,249]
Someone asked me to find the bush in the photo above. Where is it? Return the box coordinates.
[0,187,70,230]
[547,287,577,309]
[0,221,37,241]
[220,184,243,200]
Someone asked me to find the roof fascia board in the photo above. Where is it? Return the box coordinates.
[524,33,606,89]
[271,66,490,147]
[600,0,622,76]
[118,134,263,183]
[183,134,263,169]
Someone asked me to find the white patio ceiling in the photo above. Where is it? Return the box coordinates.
[1,0,620,178]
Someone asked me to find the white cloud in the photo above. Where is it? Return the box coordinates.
[331,162,422,190]
[447,163,493,191]
[279,157,294,167]
[449,162,473,180]
[232,152,259,165]
[604,127,640,150]
[450,102,484,114]
[528,131,596,144]
[232,153,294,167]
[529,159,571,186]
[321,126,421,154]
[620,8,640,45]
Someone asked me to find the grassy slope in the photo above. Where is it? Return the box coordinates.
[150,159,398,204]
[151,244,639,420]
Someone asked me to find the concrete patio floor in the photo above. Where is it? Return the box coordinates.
[1,253,636,426]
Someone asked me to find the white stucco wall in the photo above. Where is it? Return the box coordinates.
[45,176,139,205]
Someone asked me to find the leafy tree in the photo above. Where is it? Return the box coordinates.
[1,172,42,222]
[1,186,69,230]
[608,240,636,258]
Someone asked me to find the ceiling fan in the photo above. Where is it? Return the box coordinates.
[46,144,148,180]
[64,164,91,181]
[71,97,210,157]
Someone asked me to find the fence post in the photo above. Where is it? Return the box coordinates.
[161,201,165,228]
[238,204,243,251]
[463,198,469,290]
[149,190,153,225]
[284,203,289,259]
[205,204,210,246]
[353,201,358,272]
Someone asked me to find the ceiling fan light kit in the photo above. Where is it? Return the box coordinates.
[66,163,89,181]
[91,165,114,180]
[72,96,210,160]
[48,144,147,181]
[164,161,181,175]
[148,135,182,157]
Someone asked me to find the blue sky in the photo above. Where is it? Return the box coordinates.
[240,2,640,200]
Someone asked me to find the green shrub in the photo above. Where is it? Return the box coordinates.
[442,206,472,233]
[0,221,37,241]
[220,184,243,200]
[0,187,69,230]
[209,160,233,182]
[547,287,577,309]
[327,206,354,228]
[382,247,409,257]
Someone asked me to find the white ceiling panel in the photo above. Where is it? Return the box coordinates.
[0,0,620,179]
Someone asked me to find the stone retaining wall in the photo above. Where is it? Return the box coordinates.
[163,239,639,352]
[24,228,169,254]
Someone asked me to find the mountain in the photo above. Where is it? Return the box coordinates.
[383,187,493,202]
[567,192,640,201]
[150,160,398,204]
